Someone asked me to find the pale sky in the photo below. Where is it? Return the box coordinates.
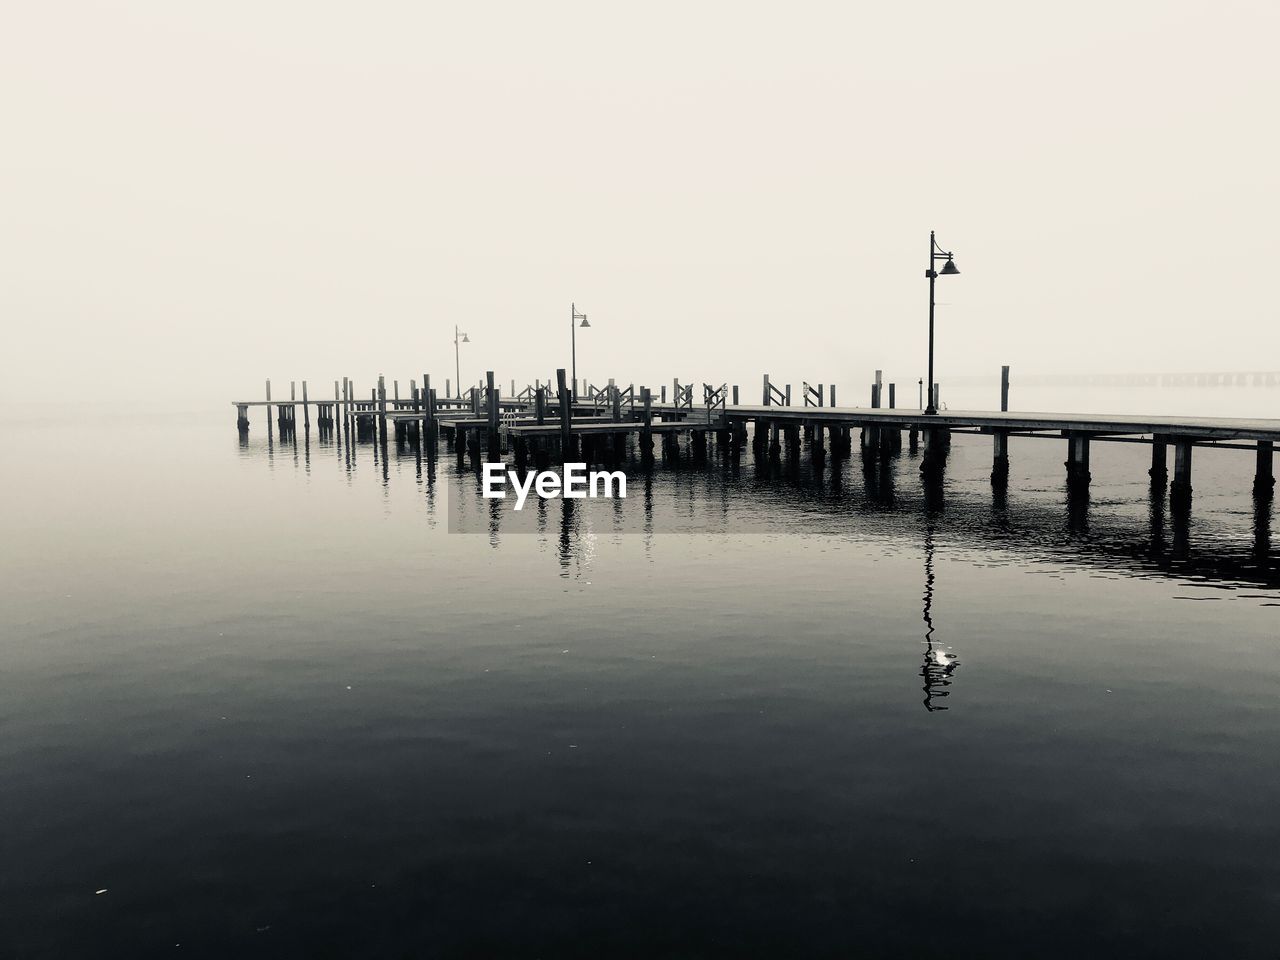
[3,0,1278,406]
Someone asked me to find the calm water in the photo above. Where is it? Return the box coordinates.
[3,394,1279,958]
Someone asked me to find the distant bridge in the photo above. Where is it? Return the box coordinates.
[949,371,1280,388]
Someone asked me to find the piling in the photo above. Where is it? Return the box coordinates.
[556,368,572,456]
[1255,440,1274,497]
[992,431,1009,484]
[1171,439,1193,504]
[1001,365,1011,412]
[486,371,499,458]
[920,428,947,477]
[377,375,388,445]
[1150,434,1168,484]
[1066,433,1091,491]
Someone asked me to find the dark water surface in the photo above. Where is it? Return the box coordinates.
[3,407,1279,958]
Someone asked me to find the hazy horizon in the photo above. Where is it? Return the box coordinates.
[4,0,1278,406]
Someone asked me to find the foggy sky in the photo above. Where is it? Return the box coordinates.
[4,1,1278,407]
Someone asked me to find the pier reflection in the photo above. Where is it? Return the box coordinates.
[920,527,959,712]
[239,423,1280,592]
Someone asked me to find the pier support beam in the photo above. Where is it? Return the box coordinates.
[1149,434,1168,485]
[920,428,948,478]
[692,429,707,462]
[1171,438,1193,505]
[1065,433,1090,491]
[1255,440,1274,498]
[377,375,388,445]
[556,368,574,458]
[486,371,500,459]
[991,430,1009,484]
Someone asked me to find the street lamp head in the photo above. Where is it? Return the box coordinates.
[939,257,959,276]
[461,333,470,343]
[579,317,590,328]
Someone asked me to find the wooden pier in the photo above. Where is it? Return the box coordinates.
[233,368,1280,508]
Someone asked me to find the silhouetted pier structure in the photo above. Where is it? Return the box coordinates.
[234,366,1280,508]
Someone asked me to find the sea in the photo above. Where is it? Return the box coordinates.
[2,383,1277,957]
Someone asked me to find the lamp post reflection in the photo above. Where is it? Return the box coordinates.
[921,526,960,711]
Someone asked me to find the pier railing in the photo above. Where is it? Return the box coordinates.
[704,383,727,423]
[673,380,694,412]
[763,373,790,406]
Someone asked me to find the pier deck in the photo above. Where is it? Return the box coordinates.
[700,405,1280,442]
[233,368,1280,505]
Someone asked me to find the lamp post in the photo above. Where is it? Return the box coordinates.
[570,302,589,401]
[925,230,960,415]
[454,325,470,398]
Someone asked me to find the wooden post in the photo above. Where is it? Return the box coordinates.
[920,428,946,477]
[1150,434,1168,483]
[394,380,400,402]
[556,368,572,453]
[1172,439,1193,504]
[446,377,451,398]
[302,380,310,429]
[377,375,388,444]
[661,385,667,403]
[784,384,791,406]
[888,383,896,409]
[611,384,621,423]
[265,379,272,425]
[830,385,836,406]
[992,431,1009,483]
[763,373,771,406]
[535,387,546,424]
[486,371,499,457]
[732,385,739,405]
[1254,440,1274,497]
[641,387,653,458]
[1066,433,1090,490]
[1001,365,1011,412]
